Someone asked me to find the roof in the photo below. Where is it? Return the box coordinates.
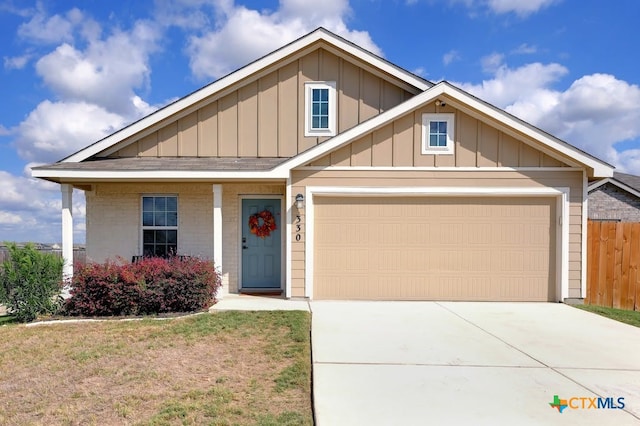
[57,28,432,164]
[272,81,614,178]
[588,171,640,198]
[31,157,290,182]
[31,29,615,183]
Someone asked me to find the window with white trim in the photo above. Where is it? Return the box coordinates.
[142,195,178,257]
[305,81,336,136]
[422,113,455,155]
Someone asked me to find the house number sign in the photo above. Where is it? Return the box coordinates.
[295,214,302,241]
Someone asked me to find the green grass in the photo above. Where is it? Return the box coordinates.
[574,304,640,327]
[0,315,17,326]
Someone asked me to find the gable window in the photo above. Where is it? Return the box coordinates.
[305,81,336,136]
[142,195,178,257]
[422,113,455,155]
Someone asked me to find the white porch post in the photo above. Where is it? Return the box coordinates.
[212,184,226,298]
[61,184,74,285]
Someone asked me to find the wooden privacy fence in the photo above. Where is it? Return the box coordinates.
[587,221,640,311]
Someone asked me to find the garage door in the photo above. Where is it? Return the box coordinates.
[313,196,556,301]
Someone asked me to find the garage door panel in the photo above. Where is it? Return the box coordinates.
[314,196,555,301]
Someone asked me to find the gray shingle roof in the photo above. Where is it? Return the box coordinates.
[32,157,288,172]
[613,172,640,193]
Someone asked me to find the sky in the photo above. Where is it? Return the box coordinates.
[1,0,640,244]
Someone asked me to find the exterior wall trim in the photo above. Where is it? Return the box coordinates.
[212,184,224,298]
[296,166,584,172]
[304,185,571,301]
[285,177,292,298]
[581,171,588,299]
[237,195,286,292]
[32,170,291,180]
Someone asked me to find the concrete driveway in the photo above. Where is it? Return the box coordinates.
[311,302,640,425]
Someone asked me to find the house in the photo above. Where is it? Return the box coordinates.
[32,28,614,303]
[588,172,640,221]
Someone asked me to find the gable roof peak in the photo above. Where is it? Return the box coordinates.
[59,27,432,164]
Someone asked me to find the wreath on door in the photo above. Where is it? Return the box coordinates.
[249,209,277,238]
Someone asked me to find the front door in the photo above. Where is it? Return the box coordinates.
[241,198,282,289]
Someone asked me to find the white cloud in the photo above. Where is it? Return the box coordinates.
[186,0,381,80]
[16,100,126,163]
[4,53,32,70]
[35,20,160,116]
[486,0,560,17]
[451,0,560,17]
[457,62,640,174]
[0,169,86,243]
[17,5,83,44]
[480,52,505,73]
[0,211,23,225]
[458,61,568,107]
[512,43,537,55]
[443,50,460,66]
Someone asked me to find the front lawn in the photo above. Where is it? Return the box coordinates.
[574,304,640,328]
[0,311,312,425]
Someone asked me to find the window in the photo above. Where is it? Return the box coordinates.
[305,81,336,136]
[142,195,178,257]
[422,113,455,155]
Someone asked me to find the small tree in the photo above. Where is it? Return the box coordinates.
[0,243,64,322]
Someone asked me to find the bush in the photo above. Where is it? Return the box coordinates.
[0,243,64,322]
[64,256,221,316]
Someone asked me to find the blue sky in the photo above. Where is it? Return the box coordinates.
[1,0,640,243]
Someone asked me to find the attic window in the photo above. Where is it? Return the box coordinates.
[422,113,454,155]
[305,82,336,137]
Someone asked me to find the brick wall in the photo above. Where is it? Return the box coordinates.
[589,183,640,222]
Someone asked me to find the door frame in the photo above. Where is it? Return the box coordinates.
[238,195,285,292]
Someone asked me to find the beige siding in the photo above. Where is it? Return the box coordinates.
[307,109,572,168]
[105,47,416,159]
[291,169,585,299]
[314,196,555,301]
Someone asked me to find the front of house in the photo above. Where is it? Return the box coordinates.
[33,28,614,302]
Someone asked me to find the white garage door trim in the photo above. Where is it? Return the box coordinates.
[304,186,570,301]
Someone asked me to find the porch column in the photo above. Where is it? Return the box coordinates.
[212,184,226,298]
[61,184,74,286]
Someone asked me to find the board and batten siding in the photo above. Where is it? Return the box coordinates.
[290,170,584,299]
[309,108,571,168]
[106,48,415,160]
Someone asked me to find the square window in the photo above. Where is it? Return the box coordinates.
[422,113,455,155]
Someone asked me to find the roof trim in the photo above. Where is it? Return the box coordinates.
[588,177,640,198]
[278,82,614,178]
[61,28,432,164]
[31,169,291,181]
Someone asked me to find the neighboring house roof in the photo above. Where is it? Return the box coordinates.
[588,172,640,198]
[58,28,432,164]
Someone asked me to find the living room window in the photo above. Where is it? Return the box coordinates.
[142,195,178,257]
[305,81,336,136]
[422,113,455,155]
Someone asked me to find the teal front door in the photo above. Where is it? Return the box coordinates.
[241,198,282,289]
